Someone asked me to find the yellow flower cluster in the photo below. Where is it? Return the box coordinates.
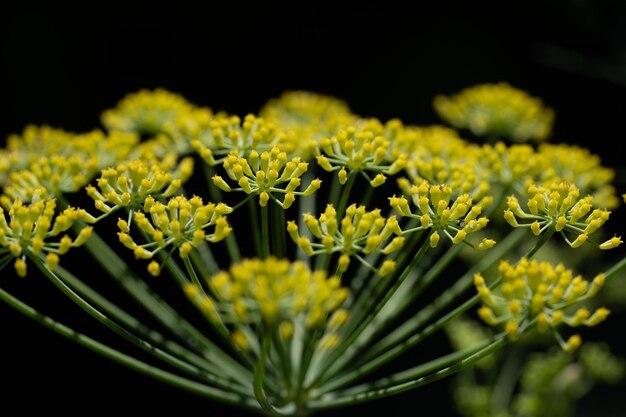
[117,195,232,276]
[535,143,618,209]
[475,258,609,351]
[101,88,196,136]
[434,82,555,142]
[479,143,539,187]
[86,157,194,215]
[260,91,355,147]
[390,179,495,249]
[397,127,484,189]
[185,257,349,347]
[191,114,297,165]
[154,107,216,158]
[504,181,622,249]
[312,124,407,187]
[287,204,403,276]
[212,146,321,208]
[0,197,92,276]
[1,127,138,197]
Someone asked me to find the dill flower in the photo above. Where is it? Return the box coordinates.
[86,157,194,215]
[260,90,356,149]
[0,197,92,276]
[311,123,407,187]
[116,194,232,275]
[389,179,494,249]
[475,258,609,350]
[479,142,540,187]
[189,257,348,329]
[434,82,555,142]
[0,126,138,189]
[535,143,618,209]
[287,203,403,275]
[504,180,621,249]
[393,124,484,186]
[211,146,321,208]
[190,113,298,166]
[101,88,196,136]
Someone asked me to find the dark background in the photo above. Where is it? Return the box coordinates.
[2,1,626,416]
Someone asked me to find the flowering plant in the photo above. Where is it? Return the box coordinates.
[1,84,624,415]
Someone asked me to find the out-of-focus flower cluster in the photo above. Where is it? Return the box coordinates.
[434,82,555,143]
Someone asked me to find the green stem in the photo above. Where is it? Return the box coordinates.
[254,336,285,416]
[53,263,251,394]
[191,242,220,276]
[271,203,286,258]
[248,200,263,258]
[226,233,243,263]
[490,344,523,412]
[261,204,270,259]
[525,228,556,259]
[355,228,525,366]
[183,255,207,294]
[272,328,293,391]
[71,227,253,385]
[294,327,323,412]
[352,243,464,353]
[0,287,260,410]
[312,233,432,387]
[320,275,502,391]
[605,254,626,279]
[309,336,507,409]
[335,170,357,220]
[29,253,253,394]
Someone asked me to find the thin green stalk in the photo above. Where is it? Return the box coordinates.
[271,203,286,258]
[254,336,273,413]
[525,228,556,259]
[347,222,421,306]
[359,182,375,207]
[349,243,464,355]
[52,263,251,395]
[309,336,507,409]
[191,242,220,276]
[323,333,505,395]
[272,328,293,391]
[78,226,253,384]
[490,345,523,412]
[248,199,263,257]
[159,254,257,372]
[29,253,253,394]
[320,276,502,391]
[261,204,270,259]
[254,336,286,416]
[604,254,626,279]
[294,327,323,411]
[225,233,243,263]
[335,170,357,220]
[0,287,260,410]
[183,255,207,294]
[345,227,424,327]
[311,234,432,387]
[355,228,526,365]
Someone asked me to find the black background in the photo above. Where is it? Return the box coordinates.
[2,1,626,416]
